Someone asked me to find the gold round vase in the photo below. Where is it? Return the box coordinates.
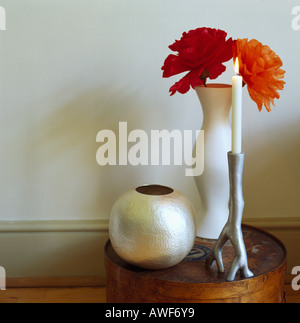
[109,185,196,270]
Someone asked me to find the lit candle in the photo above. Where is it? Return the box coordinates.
[232,58,243,154]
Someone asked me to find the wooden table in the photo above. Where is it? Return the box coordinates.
[105,225,287,303]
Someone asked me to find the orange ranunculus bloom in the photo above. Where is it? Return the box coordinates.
[233,39,285,112]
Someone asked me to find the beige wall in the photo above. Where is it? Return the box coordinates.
[0,0,299,279]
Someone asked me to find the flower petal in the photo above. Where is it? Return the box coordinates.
[162,27,234,95]
[162,54,191,78]
[169,69,204,96]
[234,39,285,111]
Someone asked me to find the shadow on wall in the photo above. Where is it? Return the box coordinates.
[29,85,166,220]
[20,83,299,222]
[243,124,300,219]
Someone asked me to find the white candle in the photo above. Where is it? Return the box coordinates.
[232,58,243,155]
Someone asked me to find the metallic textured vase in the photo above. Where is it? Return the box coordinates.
[109,184,196,270]
[206,152,254,282]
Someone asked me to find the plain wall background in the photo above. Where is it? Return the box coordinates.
[0,0,299,223]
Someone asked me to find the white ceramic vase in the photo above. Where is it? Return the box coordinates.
[194,84,232,239]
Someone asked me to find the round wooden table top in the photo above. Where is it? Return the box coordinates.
[105,225,287,303]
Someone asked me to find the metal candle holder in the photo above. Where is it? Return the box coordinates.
[206,152,254,282]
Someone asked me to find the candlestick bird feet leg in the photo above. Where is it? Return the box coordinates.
[206,218,254,282]
[206,152,254,282]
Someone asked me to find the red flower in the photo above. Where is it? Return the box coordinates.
[162,28,234,95]
[233,39,286,112]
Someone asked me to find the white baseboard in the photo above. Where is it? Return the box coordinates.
[0,219,109,233]
[0,220,109,282]
[243,217,300,230]
[0,218,298,287]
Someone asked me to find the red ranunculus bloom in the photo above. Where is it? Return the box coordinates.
[162,28,234,95]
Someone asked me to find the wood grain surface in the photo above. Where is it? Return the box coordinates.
[105,225,287,303]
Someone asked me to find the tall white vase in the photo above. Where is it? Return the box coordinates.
[194,84,232,239]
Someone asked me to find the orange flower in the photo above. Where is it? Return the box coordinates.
[233,39,285,112]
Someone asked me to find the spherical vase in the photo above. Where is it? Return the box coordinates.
[109,184,196,270]
[194,84,232,239]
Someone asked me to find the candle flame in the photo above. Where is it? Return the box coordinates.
[234,58,240,75]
